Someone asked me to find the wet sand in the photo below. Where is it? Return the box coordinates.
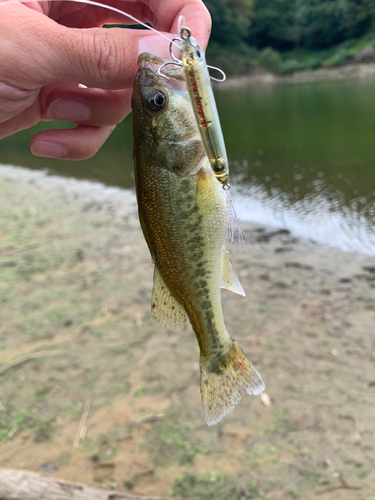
[0,164,374,499]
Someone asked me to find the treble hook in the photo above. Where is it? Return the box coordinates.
[157,61,182,80]
[157,37,183,80]
[169,37,183,64]
[207,65,226,83]
[157,31,227,84]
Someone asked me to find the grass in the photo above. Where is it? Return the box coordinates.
[170,472,270,500]
[359,466,369,477]
[145,405,207,466]
[289,488,299,498]
[0,408,56,443]
[91,428,122,461]
[170,472,242,500]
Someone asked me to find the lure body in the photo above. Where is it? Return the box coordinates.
[180,27,230,188]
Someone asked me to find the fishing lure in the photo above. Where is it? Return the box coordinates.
[180,26,230,189]
[158,22,230,189]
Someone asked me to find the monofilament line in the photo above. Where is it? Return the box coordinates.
[3,0,181,50]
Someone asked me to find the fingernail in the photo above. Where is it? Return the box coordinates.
[31,142,67,158]
[138,34,172,59]
[47,99,90,122]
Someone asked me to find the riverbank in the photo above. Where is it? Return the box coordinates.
[220,62,375,89]
[0,164,375,499]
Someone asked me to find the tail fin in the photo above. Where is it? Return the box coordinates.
[200,339,265,426]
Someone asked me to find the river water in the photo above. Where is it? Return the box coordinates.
[1,77,375,255]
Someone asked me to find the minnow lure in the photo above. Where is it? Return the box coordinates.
[179,25,230,189]
[158,22,230,189]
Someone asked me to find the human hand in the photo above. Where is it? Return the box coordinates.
[0,0,211,159]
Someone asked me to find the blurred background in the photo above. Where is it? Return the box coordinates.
[1,1,375,499]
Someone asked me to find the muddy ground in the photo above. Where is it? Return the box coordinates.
[0,165,374,500]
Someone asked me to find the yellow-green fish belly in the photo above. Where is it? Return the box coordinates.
[135,158,229,357]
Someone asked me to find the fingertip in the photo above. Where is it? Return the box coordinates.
[138,34,173,59]
[31,141,68,159]
[30,125,115,160]
[40,84,132,127]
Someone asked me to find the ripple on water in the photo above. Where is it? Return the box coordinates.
[232,179,375,256]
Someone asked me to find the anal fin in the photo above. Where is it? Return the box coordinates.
[221,247,245,296]
[151,266,187,329]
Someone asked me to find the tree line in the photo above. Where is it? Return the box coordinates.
[204,0,375,51]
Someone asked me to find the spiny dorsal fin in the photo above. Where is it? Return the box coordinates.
[151,266,187,329]
[221,247,246,296]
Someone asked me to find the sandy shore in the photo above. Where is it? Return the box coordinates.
[220,62,375,89]
[0,164,375,499]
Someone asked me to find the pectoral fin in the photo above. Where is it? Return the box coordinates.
[151,266,187,329]
[221,247,246,296]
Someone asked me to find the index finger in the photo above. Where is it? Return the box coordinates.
[147,0,211,49]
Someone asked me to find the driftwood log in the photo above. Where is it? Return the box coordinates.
[0,469,164,500]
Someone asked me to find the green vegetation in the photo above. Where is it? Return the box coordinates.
[259,47,283,73]
[0,408,56,443]
[359,466,370,477]
[90,428,122,461]
[145,407,206,466]
[170,472,267,500]
[171,472,240,500]
[204,0,375,75]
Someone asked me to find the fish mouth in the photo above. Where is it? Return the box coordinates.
[137,52,185,84]
[137,52,167,70]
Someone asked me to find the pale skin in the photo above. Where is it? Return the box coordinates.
[0,0,211,159]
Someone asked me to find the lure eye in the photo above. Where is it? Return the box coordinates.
[195,48,203,61]
[146,90,166,113]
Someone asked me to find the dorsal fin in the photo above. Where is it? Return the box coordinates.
[151,266,187,329]
[221,247,245,296]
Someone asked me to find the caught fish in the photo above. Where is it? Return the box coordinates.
[179,25,230,188]
[132,53,265,426]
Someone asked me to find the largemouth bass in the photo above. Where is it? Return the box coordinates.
[132,53,265,425]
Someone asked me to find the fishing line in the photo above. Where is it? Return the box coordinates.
[3,0,226,83]
[1,0,181,49]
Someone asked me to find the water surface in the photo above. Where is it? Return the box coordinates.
[1,77,375,254]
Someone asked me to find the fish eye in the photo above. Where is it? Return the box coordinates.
[146,90,166,113]
[195,48,203,61]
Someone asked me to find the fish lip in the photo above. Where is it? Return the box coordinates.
[137,52,168,70]
[137,52,185,86]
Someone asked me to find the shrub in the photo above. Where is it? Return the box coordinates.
[259,47,283,73]
[322,48,350,67]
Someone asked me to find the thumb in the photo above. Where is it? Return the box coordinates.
[51,26,173,89]
[3,5,173,91]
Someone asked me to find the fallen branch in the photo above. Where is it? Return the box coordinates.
[0,351,56,377]
[316,475,362,495]
[132,413,165,426]
[0,469,165,500]
[73,399,91,450]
